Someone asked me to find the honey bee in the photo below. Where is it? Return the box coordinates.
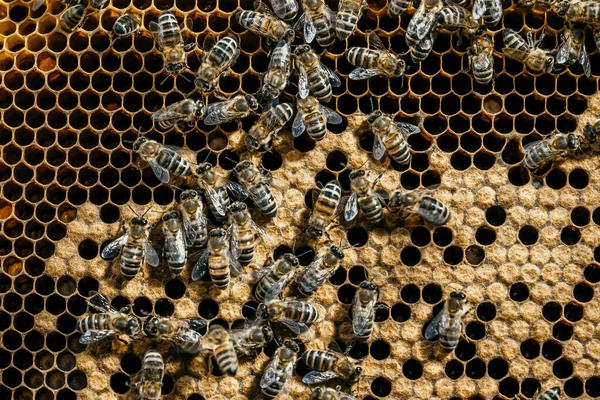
[436,3,480,38]
[204,94,259,126]
[132,136,193,184]
[295,45,341,103]
[409,26,439,63]
[522,133,582,171]
[101,211,160,279]
[520,387,561,400]
[230,320,274,357]
[194,35,240,94]
[192,228,243,289]
[352,281,379,342]
[90,0,109,8]
[32,0,77,12]
[311,387,359,400]
[502,29,555,74]
[336,0,367,40]
[195,162,249,220]
[233,161,278,217]
[344,169,386,224]
[152,99,206,130]
[267,0,299,20]
[253,253,300,301]
[257,299,320,334]
[557,24,591,78]
[305,180,343,239]
[228,202,271,266]
[388,0,411,16]
[143,315,206,355]
[388,189,451,225]
[150,11,195,78]
[260,340,300,399]
[203,324,238,376]
[59,4,87,32]
[367,110,421,165]
[76,292,142,344]
[554,0,600,26]
[584,118,600,151]
[236,3,296,44]
[295,0,336,47]
[244,103,295,152]
[113,14,142,39]
[179,190,208,249]
[161,211,187,275]
[135,350,164,400]
[345,31,406,80]
[424,291,469,351]
[293,96,343,141]
[260,41,293,102]
[472,0,503,27]
[406,0,443,48]
[301,342,363,384]
[294,245,345,297]
[467,29,494,85]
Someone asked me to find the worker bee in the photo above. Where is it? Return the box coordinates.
[260,41,293,102]
[295,0,336,48]
[409,26,439,63]
[203,324,238,376]
[346,31,406,80]
[113,14,142,39]
[522,387,561,400]
[302,342,363,384]
[267,0,299,20]
[368,110,421,165]
[502,29,555,74]
[472,0,502,27]
[584,118,600,152]
[233,161,278,217]
[557,24,591,78]
[194,35,240,94]
[76,292,142,344]
[204,94,259,126]
[230,320,274,357]
[554,0,600,26]
[522,133,582,171]
[406,0,443,48]
[336,0,367,40]
[179,190,208,249]
[152,99,206,130]
[101,211,160,279]
[260,340,300,399]
[161,211,187,275]
[228,202,271,266]
[257,299,320,334]
[244,103,295,153]
[424,291,469,351]
[293,96,343,141]
[295,245,345,297]
[253,253,300,301]
[59,4,87,32]
[150,11,195,78]
[305,180,342,239]
[195,162,248,220]
[352,281,379,342]
[311,387,359,400]
[132,137,193,184]
[388,189,451,225]
[467,29,494,85]
[236,3,296,44]
[388,0,411,16]
[295,45,341,103]
[192,228,243,289]
[436,3,480,37]
[32,0,77,12]
[143,315,206,355]
[135,350,164,400]
[344,169,386,224]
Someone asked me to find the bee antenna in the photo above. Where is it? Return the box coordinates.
[242,303,257,312]
[292,237,297,252]
[370,96,375,113]
[296,249,312,258]
[160,74,171,86]
[202,150,212,163]
[356,160,368,170]
[141,207,152,217]
[223,156,239,164]
[170,184,184,191]
[128,204,140,217]
[180,74,192,83]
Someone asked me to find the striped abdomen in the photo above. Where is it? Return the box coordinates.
[235,224,256,265]
[248,183,277,217]
[207,36,237,68]
[311,11,335,48]
[214,342,238,376]
[60,5,85,31]
[269,103,295,128]
[307,66,333,102]
[358,195,384,223]
[523,142,553,170]
[255,272,281,301]
[503,29,529,52]
[158,12,180,44]
[205,186,230,221]
[305,111,327,141]
[284,301,319,323]
[437,6,471,29]
[346,48,379,68]
[209,254,230,288]
[302,350,337,371]
[568,5,600,24]
[176,329,204,355]
[439,324,461,350]
[539,387,561,400]
[164,237,185,274]
[418,197,450,225]
[388,0,410,15]
[270,43,290,69]
[76,314,110,333]
[189,221,208,248]
[237,11,267,34]
[261,363,290,399]
[157,149,192,177]
[383,130,411,165]
[313,181,341,221]
[121,240,144,278]
[142,350,164,381]
[336,1,362,40]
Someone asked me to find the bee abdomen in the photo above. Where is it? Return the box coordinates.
[315,181,342,216]
[356,324,373,342]
[302,350,336,370]
[121,244,143,278]
[209,36,238,66]
[439,328,461,350]
[312,14,335,48]
[142,350,165,379]
[359,196,384,223]
[209,255,231,288]
[419,197,450,225]
[76,314,109,332]
[157,150,192,177]
[336,12,359,40]
[236,11,264,31]
[388,0,410,15]
[308,69,333,102]
[214,344,238,376]
[250,184,277,217]
[176,330,204,355]
[385,134,411,165]
[158,12,180,43]
[346,48,378,68]
[261,368,287,398]
[289,302,319,323]
[60,5,85,31]
[305,112,327,141]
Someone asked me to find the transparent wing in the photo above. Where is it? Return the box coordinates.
[473,53,492,70]
[224,179,249,200]
[304,13,317,43]
[298,67,310,98]
[147,158,170,183]
[395,122,421,136]
[204,100,236,125]
[229,223,242,260]
[412,11,437,41]
[250,262,275,283]
[320,63,341,87]
[263,273,294,301]
[149,21,165,48]
[144,240,160,267]
[502,47,530,63]
[101,234,128,260]
[319,105,342,124]
[88,292,115,313]
[472,0,486,19]
[191,249,210,281]
[352,300,374,336]
[579,43,591,78]
[250,219,275,246]
[424,308,449,340]
[269,0,288,19]
[166,230,187,264]
[367,30,386,51]
[260,354,281,388]
[181,211,198,247]
[79,329,116,344]
[344,192,359,222]
[152,104,189,122]
[32,0,46,11]
[174,328,203,346]
[302,370,339,385]
[281,319,309,334]
[349,67,382,80]
[205,185,227,216]
[292,111,306,137]
[230,253,244,275]
[202,33,217,51]
[372,134,386,160]
[556,41,571,65]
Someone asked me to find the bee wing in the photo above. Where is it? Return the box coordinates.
[297,66,311,99]
[394,122,421,136]
[152,105,189,123]
[264,272,295,301]
[204,101,235,126]
[372,134,386,160]
[352,299,374,336]
[147,158,170,183]
[205,185,227,216]
[501,47,530,63]
[255,0,276,15]
[324,3,336,25]
[367,30,386,51]
[229,223,242,260]
[191,248,210,281]
[88,292,115,313]
[32,0,46,11]
[100,234,129,260]
[181,211,198,247]
[260,354,281,388]
[471,0,486,19]
[320,63,341,87]
[143,240,160,267]
[166,229,187,264]
[229,252,244,275]
[79,329,116,344]
[319,105,343,124]
[338,393,360,400]
[269,0,288,19]
[412,11,437,41]
[281,319,309,334]
[344,192,359,222]
[291,111,306,138]
[578,42,591,78]
[473,53,492,69]
[250,261,276,283]
[424,307,449,340]
[302,370,339,385]
[251,219,275,246]
[174,328,204,346]
[186,318,208,331]
[149,21,166,48]
[297,13,316,43]
[224,179,250,200]
[556,40,571,65]
[349,67,382,80]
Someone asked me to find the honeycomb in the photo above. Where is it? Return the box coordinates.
[1,0,600,398]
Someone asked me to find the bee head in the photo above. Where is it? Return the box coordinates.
[284,29,295,42]
[545,56,554,71]
[228,202,247,213]
[295,44,310,56]
[244,135,262,151]
[245,95,259,111]
[195,162,212,174]
[142,316,159,337]
[125,317,142,336]
[132,136,146,151]
[367,111,382,123]
[349,366,363,382]
[210,228,226,238]
[394,59,406,77]
[256,303,269,320]
[162,211,179,221]
[261,325,274,342]
[194,77,212,92]
[180,190,198,201]
[307,227,322,238]
[283,340,299,353]
[567,133,580,150]
[284,253,299,266]
[330,245,345,259]
[359,281,376,291]
[234,160,253,173]
[554,0,569,15]
[166,63,184,74]
[310,388,323,400]
[450,291,466,300]
[132,216,148,226]
[349,170,365,180]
